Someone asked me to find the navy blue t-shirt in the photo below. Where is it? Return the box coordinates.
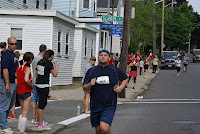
[83,65,128,108]
[1,50,18,83]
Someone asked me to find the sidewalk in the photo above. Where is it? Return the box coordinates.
[3,69,158,134]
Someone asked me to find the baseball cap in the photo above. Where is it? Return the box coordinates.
[90,56,96,61]
[98,49,110,57]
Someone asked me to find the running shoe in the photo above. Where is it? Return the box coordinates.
[31,118,36,124]
[38,123,51,130]
[8,114,15,119]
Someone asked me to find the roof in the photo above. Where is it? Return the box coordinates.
[75,23,99,33]
[0,8,79,25]
[97,0,119,8]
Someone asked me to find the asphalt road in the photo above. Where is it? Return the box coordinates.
[59,62,200,134]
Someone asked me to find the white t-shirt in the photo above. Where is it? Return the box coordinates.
[175,60,181,67]
[140,61,144,67]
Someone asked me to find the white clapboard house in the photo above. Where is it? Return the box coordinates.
[0,9,78,86]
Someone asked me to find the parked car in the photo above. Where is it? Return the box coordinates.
[161,51,178,69]
[193,49,200,63]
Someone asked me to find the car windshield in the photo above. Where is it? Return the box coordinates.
[163,52,177,59]
[194,51,200,55]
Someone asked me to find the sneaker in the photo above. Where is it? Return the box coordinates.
[31,118,36,124]
[144,76,148,78]
[2,128,14,134]
[35,121,39,127]
[38,123,51,130]
[43,120,48,125]
[8,114,15,119]
[132,87,135,89]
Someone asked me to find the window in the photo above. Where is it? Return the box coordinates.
[11,28,23,50]
[36,0,39,9]
[44,0,47,9]
[84,38,87,56]
[23,0,27,4]
[83,0,89,9]
[58,32,61,53]
[91,39,94,56]
[65,34,69,55]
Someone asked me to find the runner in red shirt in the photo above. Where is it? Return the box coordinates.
[17,52,34,134]
[137,52,142,60]
[109,53,115,65]
[128,52,133,65]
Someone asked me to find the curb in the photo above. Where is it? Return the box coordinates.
[132,70,160,99]
[43,124,67,134]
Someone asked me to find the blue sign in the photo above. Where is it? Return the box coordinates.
[111,29,123,37]
[101,24,123,28]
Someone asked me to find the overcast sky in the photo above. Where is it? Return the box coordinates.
[187,0,200,14]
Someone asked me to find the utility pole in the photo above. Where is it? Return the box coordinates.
[152,0,156,56]
[188,33,191,53]
[118,0,131,98]
[161,0,165,57]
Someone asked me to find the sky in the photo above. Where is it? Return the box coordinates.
[187,0,200,14]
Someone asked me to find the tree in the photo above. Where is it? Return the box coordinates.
[130,1,154,55]
[163,2,196,50]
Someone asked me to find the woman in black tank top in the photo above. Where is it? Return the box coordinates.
[126,59,138,89]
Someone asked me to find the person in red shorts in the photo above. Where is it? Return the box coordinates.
[17,52,34,134]
[109,53,115,65]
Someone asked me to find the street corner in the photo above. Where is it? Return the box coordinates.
[7,119,55,134]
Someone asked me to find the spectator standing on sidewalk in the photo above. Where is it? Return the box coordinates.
[109,53,115,65]
[81,56,96,114]
[139,59,144,75]
[0,42,6,101]
[0,37,18,133]
[152,55,159,74]
[17,52,34,134]
[183,54,189,72]
[144,56,150,78]
[8,51,21,119]
[127,58,138,89]
[115,53,120,67]
[175,57,181,76]
[83,50,128,134]
[128,52,133,65]
[35,50,59,130]
[31,44,47,124]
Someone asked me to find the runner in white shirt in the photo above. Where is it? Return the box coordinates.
[175,57,181,76]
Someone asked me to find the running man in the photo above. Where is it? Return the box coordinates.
[83,50,128,134]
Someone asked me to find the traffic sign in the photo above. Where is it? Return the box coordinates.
[111,29,123,37]
[101,24,123,28]
[102,15,123,22]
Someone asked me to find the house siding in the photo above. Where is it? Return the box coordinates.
[52,0,76,18]
[72,29,82,77]
[51,18,75,85]
[0,15,52,55]
[79,0,96,18]
[0,0,52,10]
[73,28,96,77]
[80,29,96,77]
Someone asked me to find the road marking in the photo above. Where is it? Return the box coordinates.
[58,114,90,125]
[122,101,200,104]
[135,99,200,101]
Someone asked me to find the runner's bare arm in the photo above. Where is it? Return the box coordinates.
[24,67,33,89]
[83,78,96,92]
[114,78,128,93]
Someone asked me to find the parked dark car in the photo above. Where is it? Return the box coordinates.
[193,49,200,63]
[161,51,178,69]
